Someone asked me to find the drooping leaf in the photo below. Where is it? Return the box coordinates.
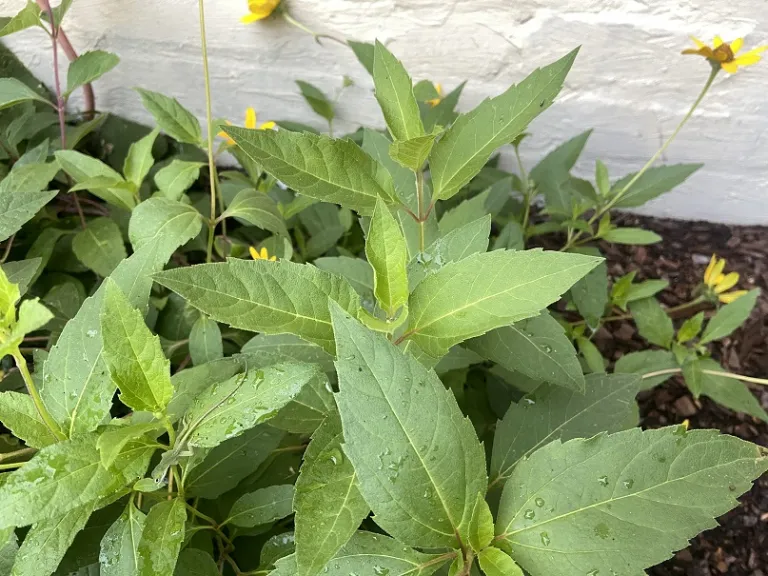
[66,50,120,97]
[224,127,397,215]
[100,503,146,576]
[0,1,42,38]
[136,88,202,145]
[0,162,59,241]
[136,499,186,576]
[630,297,674,348]
[430,50,578,201]
[697,358,768,422]
[477,548,524,576]
[72,217,126,277]
[366,199,408,317]
[348,41,374,75]
[530,130,592,215]
[372,40,424,142]
[700,289,759,344]
[389,130,441,171]
[188,315,223,366]
[467,313,584,391]
[224,484,295,528]
[602,227,662,245]
[220,187,288,237]
[153,160,204,201]
[128,197,203,253]
[576,336,605,373]
[490,374,640,490]
[614,349,677,390]
[0,78,51,110]
[495,427,768,576]
[296,80,334,122]
[610,164,702,208]
[0,390,58,449]
[405,249,601,358]
[294,413,368,576]
[331,304,487,548]
[55,150,136,211]
[182,362,319,449]
[123,128,159,189]
[153,258,360,354]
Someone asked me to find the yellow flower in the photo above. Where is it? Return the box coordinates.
[426,83,443,107]
[241,0,281,23]
[683,35,768,74]
[702,254,747,303]
[250,246,277,261]
[218,107,276,146]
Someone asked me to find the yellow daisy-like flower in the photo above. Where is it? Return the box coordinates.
[218,107,276,146]
[426,83,443,107]
[241,0,281,24]
[703,254,747,304]
[250,246,277,262]
[683,35,768,74]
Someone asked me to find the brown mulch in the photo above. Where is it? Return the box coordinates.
[599,214,768,576]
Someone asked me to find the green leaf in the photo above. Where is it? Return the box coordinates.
[595,159,610,196]
[477,548,524,576]
[615,349,677,390]
[0,391,58,449]
[423,82,465,133]
[630,297,673,348]
[224,484,294,528]
[55,151,136,211]
[430,49,577,201]
[361,128,417,211]
[314,257,374,302]
[299,203,351,259]
[296,80,334,122]
[388,130,441,171]
[602,227,662,245]
[348,41,374,75]
[490,374,640,489]
[438,180,510,237]
[698,358,768,422]
[700,288,759,344]
[373,40,424,141]
[128,197,202,253]
[0,528,17,574]
[0,78,51,110]
[405,249,601,359]
[224,127,396,215]
[611,164,702,208]
[221,187,288,237]
[0,162,59,241]
[468,493,494,553]
[467,313,584,391]
[136,88,202,145]
[174,549,218,576]
[72,217,127,277]
[100,503,146,576]
[154,160,204,201]
[66,50,119,97]
[241,333,336,375]
[137,499,186,576]
[1,258,41,296]
[495,427,768,576]
[682,355,703,397]
[294,413,368,576]
[153,259,360,354]
[0,433,119,528]
[189,315,223,366]
[184,424,283,499]
[0,2,42,38]
[96,422,162,469]
[576,336,605,373]
[269,371,334,434]
[570,256,608,328]
[123,128,159,188]
[331,304,487,548]
[366,199,408,317]
[530,130,592,215]
[183,363,319,448]
[101,280,173,415]
[677,311,705,344]
[41,243,178,437]
[11,502,95,576]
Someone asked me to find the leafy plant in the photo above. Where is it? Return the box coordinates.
[0,2,766,576]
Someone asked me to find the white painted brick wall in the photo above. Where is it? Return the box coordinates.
[1,0,767,223]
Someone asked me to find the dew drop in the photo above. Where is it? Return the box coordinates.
[344,355,356,361]
[540,531,550,546]
[586,570,599,576]
[86,329,97,338]
[543,345,553,353]
[524,509,535,520]
[597,475,609,487]
[535,497,545,507]
[623,479,634,489]
[373,566,390,576]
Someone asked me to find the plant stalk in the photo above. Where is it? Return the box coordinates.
[641,367,768,386]
[12,349,66,441]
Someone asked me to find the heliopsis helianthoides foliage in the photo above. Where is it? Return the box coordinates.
[218,107,275,146]
[702,254,748,303]
[683,35,768,73]
[241,0,282,23]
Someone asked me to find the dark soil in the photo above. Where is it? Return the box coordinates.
[600,214,768,576]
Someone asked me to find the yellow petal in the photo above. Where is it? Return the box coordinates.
[719,290,748,304]
[260,247,269,259]
[714,271,739,293]
[703,254,718,285]
[690,36,706,48]
[435,83,443,97]
[713,35,723,47]
[216,130,229,139]
[260,121,277,130]
[740,45,768,57]
[245,107,257,129]
[711,258,726,282]
[731,37,744,53]
[733,54,762,67]
[269,256,277,261]
[241,12,268,23]
[249,246,260,260]
[721,60,739,73]
[426,98,441,108]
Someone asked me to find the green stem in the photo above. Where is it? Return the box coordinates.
[0,462,25,471]
[515,146,532,234]
[12,349,65,441]
[0,446,36,463]
[161,415,177,446]
[416,170,425,252]
[281,11,347,46]
[198,0,222,263]
[641,367,768,387]
[562,67,719,251]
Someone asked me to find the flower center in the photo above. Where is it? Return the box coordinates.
[713,43,735,63]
